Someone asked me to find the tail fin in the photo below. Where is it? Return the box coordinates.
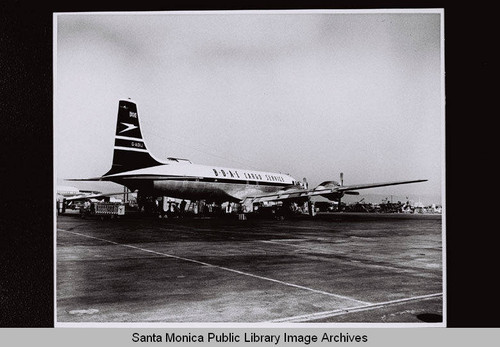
[103,99,163,176]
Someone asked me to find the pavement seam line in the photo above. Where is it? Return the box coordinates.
[58,229,371,305]
[266,292,443,323]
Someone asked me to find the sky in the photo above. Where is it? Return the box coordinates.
[55,10,443,203]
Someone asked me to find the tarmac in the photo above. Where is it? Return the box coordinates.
[56,212,443,325]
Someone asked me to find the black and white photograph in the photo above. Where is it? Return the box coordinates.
[54,9,444,326]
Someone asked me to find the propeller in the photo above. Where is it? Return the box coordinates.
[302,177,308,190]
[340,172,359,195]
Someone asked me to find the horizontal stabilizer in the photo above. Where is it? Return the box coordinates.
[65,177,105,181]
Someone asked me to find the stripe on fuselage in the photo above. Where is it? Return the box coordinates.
[110,173,290,187]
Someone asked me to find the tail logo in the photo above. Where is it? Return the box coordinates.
[119,122,139,134]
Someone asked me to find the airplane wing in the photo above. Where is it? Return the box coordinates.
[243,179,427,204]
[244,188,320,204]
[336,179,428,192]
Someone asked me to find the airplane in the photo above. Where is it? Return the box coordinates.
[57,185,125,202]
[68,99,427,216]
[57,185,102,200]
[56,185,126,214]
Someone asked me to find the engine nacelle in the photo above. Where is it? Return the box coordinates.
[314,181,343,201]
[315,181,340,190]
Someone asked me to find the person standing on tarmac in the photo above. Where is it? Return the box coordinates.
[180,200,187,216]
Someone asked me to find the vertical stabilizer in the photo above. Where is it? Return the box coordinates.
[104,100,163,176]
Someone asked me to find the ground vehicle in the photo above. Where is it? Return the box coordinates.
[80,202,125,219]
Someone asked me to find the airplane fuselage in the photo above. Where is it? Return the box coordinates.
[107,161,299,203]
